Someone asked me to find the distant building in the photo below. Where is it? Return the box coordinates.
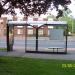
[0,15,50,37]
[0,17,7,36]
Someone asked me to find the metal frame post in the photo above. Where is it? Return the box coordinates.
[65,25,68,53]
[7,25,10,51]
[25,26,27,52]
[36,28,38,51]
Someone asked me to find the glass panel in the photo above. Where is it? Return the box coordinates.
[38,26,66,52]
[17,26,23,28]
[13,26,25,52]
[26,26,36,51]
[28,29,33,35]
[38,29,43,36]
[17,29,23,34]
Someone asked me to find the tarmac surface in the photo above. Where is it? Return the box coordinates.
[0,36,75,60]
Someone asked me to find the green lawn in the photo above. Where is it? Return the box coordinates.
[0,57,75,75]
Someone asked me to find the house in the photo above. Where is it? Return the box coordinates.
[0,15,50,37]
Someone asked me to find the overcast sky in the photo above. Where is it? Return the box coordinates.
[68,0,75,18]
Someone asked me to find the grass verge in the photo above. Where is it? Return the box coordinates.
[0,48,7,51]
[0,57,75,75]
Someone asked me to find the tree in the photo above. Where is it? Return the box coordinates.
[0,0,71,17]
[58,9,75,33]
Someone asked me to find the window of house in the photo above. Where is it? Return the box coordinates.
[38,29,43,35]
[17,29,23,34]
[17,26,23,28]
[0,20,3,24]
[28,29,33,35]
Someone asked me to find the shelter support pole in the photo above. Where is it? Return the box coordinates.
[36,28,38,51]
[7,25,10,51]
[25,26,27,52]
[7,25,14,51]
[65,25,68,53]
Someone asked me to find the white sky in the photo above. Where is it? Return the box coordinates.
[68,0,75,18]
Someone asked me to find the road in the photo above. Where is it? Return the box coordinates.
[0,37,75,49]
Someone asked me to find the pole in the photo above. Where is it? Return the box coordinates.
[25,26,27,52]
[65,25,68,53]
[7,25,10,51]
[36,28,38,51]
[72,19,73,33]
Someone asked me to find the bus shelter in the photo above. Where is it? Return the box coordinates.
[7,21,68,54]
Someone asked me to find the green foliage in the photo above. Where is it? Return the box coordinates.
[59,15,75,33]
[0,0,71,16]
[58,9,75,33]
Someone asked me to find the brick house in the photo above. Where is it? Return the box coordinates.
[0,17,7,37]
[0,16,49,37]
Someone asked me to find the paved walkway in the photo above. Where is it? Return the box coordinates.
[0,49,75,60]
